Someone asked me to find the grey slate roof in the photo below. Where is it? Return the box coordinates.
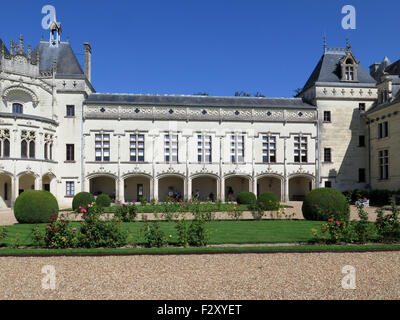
[385,59,400,75]
[302,51,376,92]
[31,41,83,75]
[85,93,315,109]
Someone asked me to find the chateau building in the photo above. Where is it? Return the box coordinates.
[0,23,398,209]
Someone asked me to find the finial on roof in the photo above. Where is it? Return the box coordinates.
[323,34,327,52]
[27,44,31,60]
[17,34,24,54]
[346,38,351,51]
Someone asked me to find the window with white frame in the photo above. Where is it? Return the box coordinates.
[197,135,212,163]
[44,134,53,160]
[165,134,178,162]
[12,103,23,114]
[95,134,110,161]
[262,136,276,163]
[379,150,389,180]
[294,136,308,163]
[231,135,244,163]
[66,181,75,196]
[0,129,10,158]
[21,130,36,159]
[130,134,145,162]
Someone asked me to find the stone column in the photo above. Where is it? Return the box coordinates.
[187,177,192,201]
[11,176,19,207]
[284,176,290,202]
[220,177,225,202]
[118,178,125,204]
[252,177,258,196]
[149,177,154,201]
[153,176,159,201]
[35,176,41,190]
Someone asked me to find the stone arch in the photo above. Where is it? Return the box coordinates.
[190,173,219,202]
[288,173,315,201]
[2,85,39,107]
[256,173,284,201]
[157,173,185,202]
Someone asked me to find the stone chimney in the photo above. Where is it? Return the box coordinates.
[84,42,92,82]
[369,63,380,76]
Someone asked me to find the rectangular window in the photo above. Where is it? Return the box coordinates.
[294,136,307,163]
[379,122,389,139]
[12,103,23,114]
[231,135,244,163]
[324,181,332,188]
[66,181,75,196]
[324,148,332,162]
[323,111,331,122]
[359,103,366,112]
[197,135,212,163]
[379,150,389,180]
[358,168,366,183]
[262,136,276,163]
[165,134,178,162]
[95,134,110,162]
[66,105,75,117]
[66,144,74,161]
[130,134,145,162]
[359,135,365,147]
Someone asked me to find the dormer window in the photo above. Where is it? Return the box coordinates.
[340,52,359,82]
[345,66,354,80]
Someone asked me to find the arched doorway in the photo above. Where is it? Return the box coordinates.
[288,175,313,201]
[124,175,151,202]
[158,175,184,202]
[257,175,283,201]
[224,175,251,201]
[18,173,35,195]
[0,174,12,208]
[191,175,218,202]
[89,175,116,201]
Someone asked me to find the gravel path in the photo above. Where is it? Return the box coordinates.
[0,252,399,299]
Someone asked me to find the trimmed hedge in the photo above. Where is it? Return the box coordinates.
[14,190,59,224]
[236,192,256,205]
[72,192,95,211]
[302,188,349,221]
[95,193,112,208]
[343,189,397,206]
[257,192,280,211]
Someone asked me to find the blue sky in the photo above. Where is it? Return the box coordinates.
[1,0,399,97]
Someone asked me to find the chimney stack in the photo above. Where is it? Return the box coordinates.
[84,42,92,82]
[369,63,380,76]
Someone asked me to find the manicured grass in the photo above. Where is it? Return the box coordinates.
[0,244,400,256]
[1,220,321,247]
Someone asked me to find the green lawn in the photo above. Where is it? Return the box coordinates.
[0,244,400,256]
[1,220,322,247]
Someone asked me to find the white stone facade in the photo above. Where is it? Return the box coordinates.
[1,29,397,209]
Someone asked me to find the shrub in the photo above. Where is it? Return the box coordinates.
[375,199,400,242]
[236,192,256,205]
[115,205,137,222]
[302,188,350,221]
[369,189,393,207]
[95,193,112,208]
[78,219,127,248]
[14,190,59,224]
[257,192,280,211]
[188,217,209,246]
[44,216,79,248]
[72,192,94,211]
[143,221,166,248]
